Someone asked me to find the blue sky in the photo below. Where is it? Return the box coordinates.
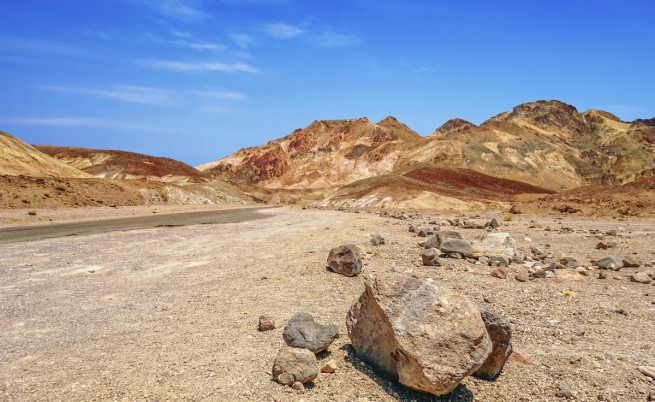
[1,0,653,166]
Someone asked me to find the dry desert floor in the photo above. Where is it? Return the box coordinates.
[1,206,654,401]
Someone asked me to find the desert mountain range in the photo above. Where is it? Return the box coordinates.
[1,100,654,214]
[200,100,655,191]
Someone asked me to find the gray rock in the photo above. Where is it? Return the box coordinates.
[346,272,492,396]
[631,272,652,284]
[421,249,442,266]
[560,257,579,268]
[474,304,512,380]
[282,312,339,353]
[417,229,428,237]
[489,256,509,267]
[439,238,474,258]
[424,231,463,249]
[272,346,319,385]
[370,234,385,246]
[327,244,362,276]
[593,256,624,271]
[478,256,490,266]
[485,218,500,230]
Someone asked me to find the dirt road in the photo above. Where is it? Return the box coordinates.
[0,206,276,243]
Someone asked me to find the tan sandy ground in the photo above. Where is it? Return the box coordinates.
[1,207,654,401]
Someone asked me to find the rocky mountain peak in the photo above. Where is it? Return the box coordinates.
[430,118,477,137]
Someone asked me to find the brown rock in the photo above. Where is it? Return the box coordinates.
[507,350,533,365]
[490,267,507,279]
[327,244,362,277]
[622,257,641,268]
[421,248,442,266]
[346,272,492,396]
[272,346,319,385]
[474,304,512,380]
[554,268,586,282]
[321,360,338,374]
[515,272,529,282]
[258,315,275,331]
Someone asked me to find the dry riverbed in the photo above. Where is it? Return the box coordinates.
[1,207,654,401]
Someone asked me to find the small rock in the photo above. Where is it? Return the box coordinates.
[507,350,532,365]
[478,256,490,266]
[423,231,463,249]
[421,248,442,266]
[613,308,629,316]
[258,315,275,331]
[638,366,655,380]
[560,257,579,268]
[272,346,319,385]
[408,225,417,233]
[485,218,500,230]
[291,381,306,393]
[370,234,385,246]
[622,257,641,268]
[27,210,37,216]
[489,255,509,267]
[554,269,586,283]
[631,272,652,284]
[327,245,363,277]
[598,271,608,279]
[439,238,474,258]
[490,267,507,279]
[515,272,529,282]
[556,383,573,398]
[417,229,428,237]
[283,313,339,353]
[593,256,623,271]
[321,360,338,374]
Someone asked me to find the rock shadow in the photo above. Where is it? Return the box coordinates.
[340,344,474,402]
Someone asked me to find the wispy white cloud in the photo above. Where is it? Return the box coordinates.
[0,117,163,131]
[145,32,226,51]
[0,35,81,55]
[135,0,209,23]
[262,22,304,39]
[194,90,246,100]
[228,32,258,49]
[201,105,237,114]
[222,0,288,5]
[143,59,260,73]
[40,85,174,105]
[313,30,362,48]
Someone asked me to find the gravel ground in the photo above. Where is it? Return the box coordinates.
[1,207,654,401]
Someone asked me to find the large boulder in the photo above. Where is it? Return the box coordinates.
[346,273,492,395]
[473,304,512,380]
[272,346,319,385]
[327,244,362,276]
[471,233,515,259]
[282,312,339,353]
